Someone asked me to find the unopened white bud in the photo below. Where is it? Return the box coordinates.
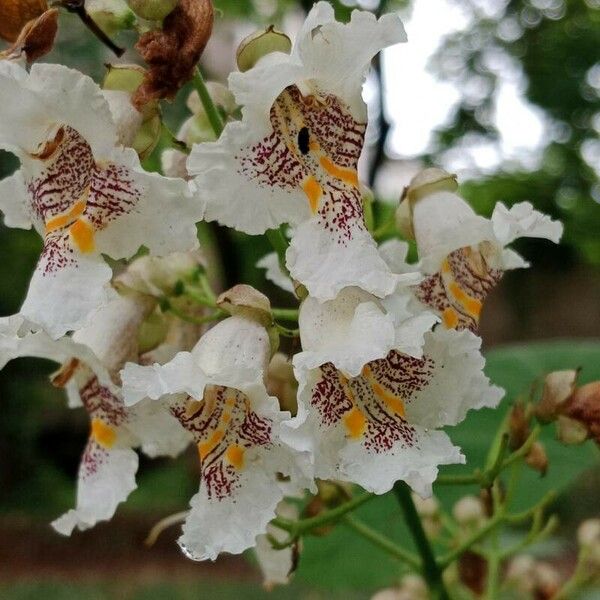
[453,495,485,526]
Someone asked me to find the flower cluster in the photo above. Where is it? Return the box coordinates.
[0,0,562,577]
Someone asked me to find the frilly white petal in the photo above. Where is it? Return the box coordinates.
[95,148,202,259]
[412,190,492,273]
[127,399,192,459]
[257,252,295,294]
[188,121,310,234]
[296,288,395,377]
[0,169,31,229]
[0,314,115,392]
[295,4,407,119]
[20,254,116,339]
[52,442,138,535]
[122,316,271,405]
[287,219,418,301]
[403,328,504,429]
[0,61,116,159]
[491,201,563,246]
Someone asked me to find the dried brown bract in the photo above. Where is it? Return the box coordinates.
[133,0,213,109]
[0,8,58,63]
[0,0,48,42]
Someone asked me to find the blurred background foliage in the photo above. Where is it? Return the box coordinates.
[0,0,599,598]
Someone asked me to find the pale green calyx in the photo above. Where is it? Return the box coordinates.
[236,25,292,73]
[127,0,178,22]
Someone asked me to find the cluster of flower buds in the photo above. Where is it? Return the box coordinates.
[535,370,600,446]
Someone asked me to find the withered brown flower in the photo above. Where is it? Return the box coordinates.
[133,0,213,109]
[0,0,48,42]
[0,8,58,62]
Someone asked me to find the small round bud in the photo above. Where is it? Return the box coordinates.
[217,284,273,326]
[536,369,579,423]
[578,519,600,548]
[236,25,292,72]
[405,168,458,204]
[525,441,549,476]
[103,63,146,94]
[411,492,439,518]
[453,495,485,526]
[556,415,589,445]
[127,0,178,21]
[87,0,135,36]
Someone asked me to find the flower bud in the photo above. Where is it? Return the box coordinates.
[453,495,486,527]
[266,352,297,415]
[115,251,204,299]
[536,369,579,423]
[505,555,536,593]
[0,8,57,63]
[412,492,441,538]
[137,311,169,354]
[0,0,47,43]
[87,0,135,36]
[556,415,589,445]
[578,518,600,548]
[217,284,273,327]
[127,0,178,21]
[406,168,459,204]
[236,25,292,72]
[508,401,531,450]
[103,64,162,158]
[525,441,548,476]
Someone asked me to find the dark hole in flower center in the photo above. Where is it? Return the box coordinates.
[298,126,310,155]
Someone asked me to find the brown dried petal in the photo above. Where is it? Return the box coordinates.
[0,8,58,63]
[133,0,213,108]
[458,551,487,596]
[564,381,600,445]
[0,0,47,42]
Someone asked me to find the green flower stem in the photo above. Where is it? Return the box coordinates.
[271,492,375,536]
[393,482,450,600]
[275,322,300,337]
[343,515,421,570]
[193,68,225,138]
[436,427,540,487]
[164,303,226,325]
[439,490,557,568]
[271,307,299,321]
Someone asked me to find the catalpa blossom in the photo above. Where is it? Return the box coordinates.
[122,313,309,561]
[283,288,503,496]
[189,2,408,301]
[0,61,203,338]
[0,293,190,535]
[400,169,563,332]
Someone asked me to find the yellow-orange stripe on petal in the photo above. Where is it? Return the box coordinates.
[362,365,407,418]
[225,445,245,470]
[302,176,323,213]
[91,418,117,448]
[344,406,367,439]
[69,218,95,253]
[319,156,359,187]
[198,429,225,460]
[442,307,459,329]
[448,281,483,318]
[45,199,87,233]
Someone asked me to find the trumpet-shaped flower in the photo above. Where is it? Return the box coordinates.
[404,170,562,332]
[0,293,190,535]
[188,2,407,300]
[283,288,503,496]
[0,61,203,338]
[121,315,309,560]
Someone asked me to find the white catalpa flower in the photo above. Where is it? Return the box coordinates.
[188,2,407,301]
[0,61,203,338]
[402,169,562,332]
[0,293,190,535]
[121,314,310,561]
[283,288,503,497]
